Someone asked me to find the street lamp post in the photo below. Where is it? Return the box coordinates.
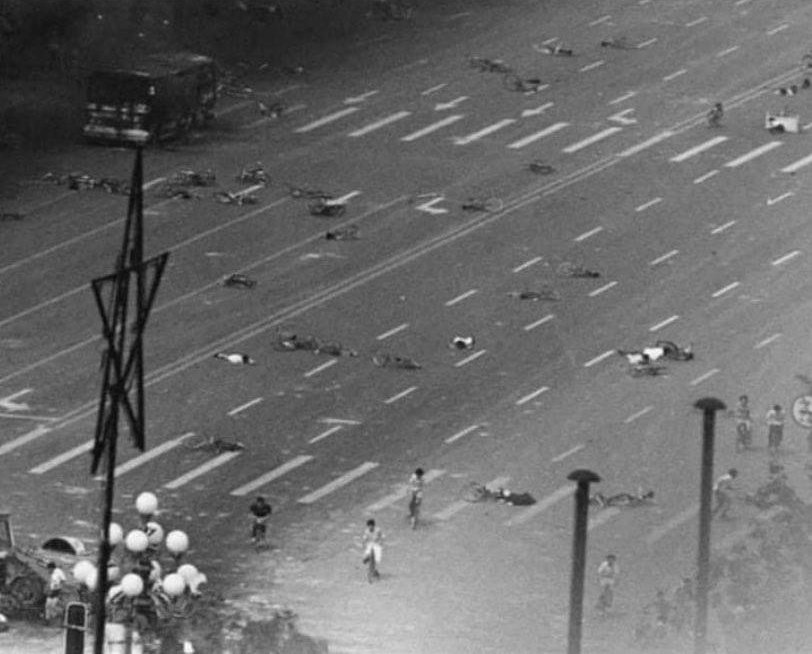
[693,397,726,654]
[566,469,601,654]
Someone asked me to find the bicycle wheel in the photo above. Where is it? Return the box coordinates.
[462,482,486,502]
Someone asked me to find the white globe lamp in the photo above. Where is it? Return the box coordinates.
[109,522,124,546]
[120,573,144,597]
[162,573,186,597]
[165,530,189,556]
[124,529,149,553]
[176,563,198,584]
[72,560,95,584]
[135,492,158,517]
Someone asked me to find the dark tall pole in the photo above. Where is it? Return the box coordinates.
[90,146,168,654]
[693,398,726,654]
[566,469,601,654]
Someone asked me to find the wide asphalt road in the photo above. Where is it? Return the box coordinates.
[4,0,812,651]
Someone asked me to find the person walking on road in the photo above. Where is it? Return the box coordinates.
[766,404,785,457]
[362,519,384,583]
[408,468,425,529]
[712,468,738,520]
[596,554,620,615]
[249,496,272,550]
[44,562,66,622]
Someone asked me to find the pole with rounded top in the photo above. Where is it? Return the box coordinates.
[566,469,601,654]
[693,397,726,654]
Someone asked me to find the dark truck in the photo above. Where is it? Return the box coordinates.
[83,52,217,144]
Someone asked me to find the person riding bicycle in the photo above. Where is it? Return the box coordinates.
[597,554,620,614]
[708,102,724,127]
[408,468,425,529]
[250,496,272,548]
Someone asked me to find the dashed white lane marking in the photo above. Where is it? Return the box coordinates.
[693,170,719,184]
[650,249,679,266]
[455,349,487,367]
[164,451,243,490]
[516,385,549,406]
[619,131,674,157]
[298,461,380,504]
[231,454,313,497]
[579,60,605,73]
[227,397,263,416]
[507,122,569,149]
[584,350,615,367]
[513,256,543,272]
[767,192,793,205]
[772,250,801,266]
[523,313,555,331]
[588,281,618,297]
[562,126,621,153]
[588,14,611,26]
[344,90,379,104]
[689,368,720,386]
[107,432,193,479]
[330,190,361,204]
[445,289,478,306]
[685,16,707,27]
[637,37,657,48]
[401,114,465,141]
[304,359,338,378]
[733,0,750,5]
[670,136,728,162]
[445,424,481,444]
[624,406,653,423]
[506,484,573,526]
[608,91,636,105]
[574,225,603,242]
[376,323,409,340]
[421,83,447,95]
[348,111,411,137]
[541,37,559,45]
[447,11,471,19]
[780,153,812,173]
[319,417,361,425]
[454,118,516,145]
[646,506,697,545]
[588,507,621,531]
[294,107,360,133]
[650,314,679,332]
[724,141,782,167]
[755,333,781,349]
[711,220,736,234]
[309,425,343,444]
[30,441,92,474]
[716,45,740,58]
[712,281,740,298]
[143,177,166,190]
[521,102,554,117]
[636,197,662,212]
[0,425,50,457]
[663,69,687,82]
[435,476,510,520]
[384,386,418,404]
[767,24,789,35]
[366,469,446,512]
[552,444,585,463]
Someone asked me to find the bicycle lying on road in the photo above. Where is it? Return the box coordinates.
[507,287,561,302]
[528,160,556,175]
[372,353,421,369]
[309,198,346,217]
[168,168,216,187]
[287,184,333,201]
[556,262,601,278]
[503,74,544,94]
[235,163,268,185]
[222,273,257,289]
[468,56,513,74]
[214,191,258,206]
[590,489,655,509]
[461,196,503,212]
[185,435,245,454]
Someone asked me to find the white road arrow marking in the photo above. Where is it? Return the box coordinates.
[608,108,637,125]
[344,90,379,104]
[435,96,469,111]
[521,102,554,117]
[415,196,449,215]
[0,388,32,412]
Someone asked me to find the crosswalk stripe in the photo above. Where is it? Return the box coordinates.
[724,141,782,167]
[507,122,569,149]
[780,152,812,173]
[562,127,622,153]
[506,484,572,526]
[30,441,93,474]
[230,454,314,496]
[348,111,411,137]
[294,107,360,133]
[365,469,446,512]
[298,461,379,504]
[105,432,193,479]
[163,451,242,489]
[401,115,464,141]
[454,119,516,145]
[669,136,728,162]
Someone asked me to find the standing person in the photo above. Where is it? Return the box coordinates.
[249,496,272,550]
[44,562,66,622]
[596,554,620,615]
[362,519,384,583]
[712,468,738,520]
[766,404,785,457]
[732,395,753,452]
[407,468,425,529]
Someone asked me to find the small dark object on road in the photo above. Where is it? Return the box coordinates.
[214,352,255,365]
[450,336,475,350]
